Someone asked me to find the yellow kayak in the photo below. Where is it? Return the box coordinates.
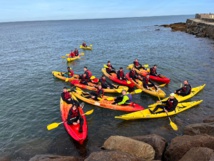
[67,55,81,62]
[148,84,206,108]
[52,71,79,82]
[79,45,92,50]
[126,73,166,98]
[115,100,203,120]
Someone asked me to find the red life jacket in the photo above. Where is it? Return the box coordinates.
[97,89,104,97]
[86,70,92,78]
[145,78,149,84]
[71,108,79,118]
[68,69,74,77]
[119,71,124,77]
[167,99,174,109]
[70,52,75,57]
[64,92,71,100]
[74,50,79,56]
[151,67,156,74]
[134,61,139,66]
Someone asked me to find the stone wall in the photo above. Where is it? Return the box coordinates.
[195,13,214,22]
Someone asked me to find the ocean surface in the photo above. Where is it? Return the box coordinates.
[0,15,213,160]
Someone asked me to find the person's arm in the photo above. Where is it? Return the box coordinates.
[117,71,120,79]
[185,85,191,94]
[118,95,129,105]
[172,99,178,110]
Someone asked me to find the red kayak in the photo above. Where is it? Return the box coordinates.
[149,75,170,84]
[60,98,87,144]
[101,68,135,88]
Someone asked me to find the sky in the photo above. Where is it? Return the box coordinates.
[0,0,213,22]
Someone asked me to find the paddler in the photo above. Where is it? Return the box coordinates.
[133,59,145,70]
[82,42,87,47]
[142,75,158,90]
[74,48,79,56]
[99,75,116,89]
[83,66,92,79]
[67,103,84,133]
[149,93,178,114]
[150,64,160,76]
[112,90,132,105]
[84,84,104,100]
[117,67,127,80]
[175,80,191,96]
[79,73,90,85]
[61,87,78,105]
[129,67,142,83]
[106,61,116,74]
[69,50,75,58]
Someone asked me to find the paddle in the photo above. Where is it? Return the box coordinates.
[47,103,94,131]
[156,93,178,131]
[61,52,84,58]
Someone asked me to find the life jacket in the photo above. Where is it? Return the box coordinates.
[64,92,71,100]
[70,108,79,118]
[126,94,132,103]
[97,88,104,97]
[167,98,174,109]
[134,61,139,66]
[74,50,79,56]
[68,69,74,77]
[144,77,149,85]
[129,70,136,78]
[100,78,106,83]
[69,52,75,57]
[119,71,124,78]
[150,67,157,75]
[85,70,92,78]
[182,84,191,94]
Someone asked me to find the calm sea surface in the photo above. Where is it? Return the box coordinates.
[0,15,213,160]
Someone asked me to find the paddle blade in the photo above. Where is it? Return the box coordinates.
[80,52,84,56]
[47,122,60,130]
[103,64,108,68]
[159,83,166,87]
[127,80,131,84]
[61,56,66,58]
[65,78,69,82]
[170,121,178,131]
[106,97,115,101]
[66,54,69,56]
[134,89,142,94]
[144,64,149,68]
[84,109,94,115]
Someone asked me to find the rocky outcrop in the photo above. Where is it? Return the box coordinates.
[184,122,214,136]
[29,154,83,161]
[203,115,214,123]
[102,135,155,161]
[84,151,142,161]
[160,23,186,32]
[131,134,167,160]
[178,147,214,161]
[164,135,214,161]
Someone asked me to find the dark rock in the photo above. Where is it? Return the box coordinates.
[0,156,11,161]
[84,150,142,161]
[160,23,186,32]
[29,154,83,161]
[210,153,214,161]
[178,147,214,161]
[184,122,214,136]
[164,135,214,161]
[203,116,214,123]
[102,135,155,161]
[131,134,167,160]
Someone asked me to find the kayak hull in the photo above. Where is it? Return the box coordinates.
[102,68,135,88]
[52,71,79,82]
[71,89,145,112]
[115,100,203,120]
[66,55,80,62]
[60,98,87,144]
[127,64,170,84]
[148,84,206,108]
[71,79,128,93]
[80,45,92,50]
[125,73,166,98]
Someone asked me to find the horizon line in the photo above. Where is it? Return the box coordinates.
[0,13,194,24]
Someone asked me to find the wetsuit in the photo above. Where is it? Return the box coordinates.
[175,84,191,96]
[150,67,158,76]
[106,64,116,74]
[113,94,132,105]
[152,98,178,113]
[143,77,157,90]
[67,106,83,132]
[133,61,144,70]
[117,70,126,80]
[99,77,115,89]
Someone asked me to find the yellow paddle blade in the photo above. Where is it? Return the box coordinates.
[144,64,149,68]
[65,78,69,82]
[80,52,84,56]
[47,122,61,130]
[159,83,166,87]
[115,89,123,93]
[90,44,93,46]
[66,54,69,56]
[61,56,66,58]
[106,97,115,101]
[127,80,131,84]
[134,89,142,94]
[76,87,83,92]
[84,109,94,115]
[90,76,96,79]
[170,120,178,131]
[103,64,108,68]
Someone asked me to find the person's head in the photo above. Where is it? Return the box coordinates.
[135,59,138,62]
[107,61,111,64]
[63,87,68,92]
[169,93,175,99]
[67,67,72,70]
[102,75,106,79]
[153,65,157,69]
[184,80,188,85]
[131,67,135,71]
[98,84,102,89]
[72,104,77,110]
[83,73,87,77]
[146,74,150,78]
[120,67,123,71]
[84,66,87,71]
[122,90,127,95]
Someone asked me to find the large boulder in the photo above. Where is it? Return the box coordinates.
[84,150,142,161]
[203,116,214,123]
[178,147,214,161]
[102,135,155,161]
[131,134,167,160]
[29,154,83,161]
[184,122,214,136]
[164,135,214,161]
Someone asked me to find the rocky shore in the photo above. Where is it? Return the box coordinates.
[160,14,214,40]
[15,115,213,161]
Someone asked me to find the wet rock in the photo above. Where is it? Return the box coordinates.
[203,116,214,123]
[0,156,11,161]
[102,135,155,161]
[164,135,214,161]
[131,134,167,160]
[178,147,214,161]
[84,150,142,161]
[160,23,186,32]
[29,154,83,161]
[184,122,214,136]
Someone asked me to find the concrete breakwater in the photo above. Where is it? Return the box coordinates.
[161,14,214,40]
